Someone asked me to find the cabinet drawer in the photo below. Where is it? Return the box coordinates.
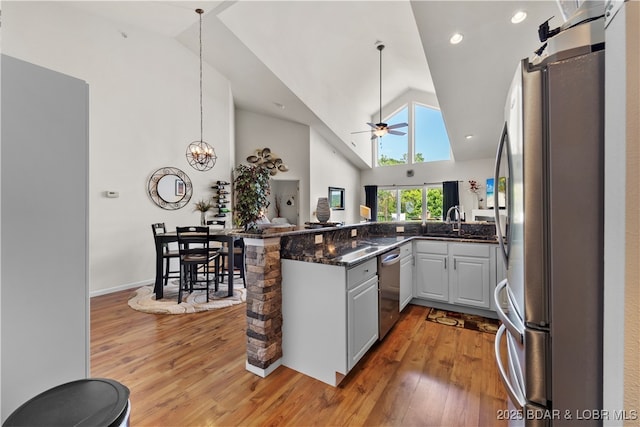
[399,243,412,258]
[415,240,448,254]
[347,258,377,289]
[449,242,491,257]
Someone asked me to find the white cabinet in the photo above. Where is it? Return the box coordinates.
[414,240,496,312]
[415,253,449,301]
[399,243,413,311]
[281,258,377,386]
[449,243,491,309]
[414,241,449,302]
[347,274,379,371]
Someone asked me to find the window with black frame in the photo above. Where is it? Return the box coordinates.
[328,187,345,210]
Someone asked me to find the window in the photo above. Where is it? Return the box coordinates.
[415,104,451,162]
[375,102,451,166]
[376,184,443,222]
[377,107,408,166]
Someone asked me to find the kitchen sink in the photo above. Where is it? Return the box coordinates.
[333,245,389,263]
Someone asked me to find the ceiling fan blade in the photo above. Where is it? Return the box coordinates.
[351,130,373,134]
[388,130,406,136]
[371,133,379,140]
[387,122,408,130]
[366,122,378,129]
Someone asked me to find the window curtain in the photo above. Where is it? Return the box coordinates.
[364,185,378,222]
[442,181,460,220]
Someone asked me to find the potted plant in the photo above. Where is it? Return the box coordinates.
[194,199,212,225]
[233,164,271,231]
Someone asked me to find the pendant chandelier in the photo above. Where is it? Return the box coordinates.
[186,8,216,172]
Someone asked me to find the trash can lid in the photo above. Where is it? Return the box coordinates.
[4,378,130,427]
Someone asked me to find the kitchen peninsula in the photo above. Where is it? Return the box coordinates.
[237,221,502,385]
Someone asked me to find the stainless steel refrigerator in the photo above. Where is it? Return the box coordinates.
[492,32,605,427]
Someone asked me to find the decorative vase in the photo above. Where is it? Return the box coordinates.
[316,197,331,223]
[200,211,206,226]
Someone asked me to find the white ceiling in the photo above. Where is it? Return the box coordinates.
[68,0,562,166]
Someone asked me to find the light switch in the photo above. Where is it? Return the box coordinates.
[351,229,357,237]
[315,234,323,244]
[396,226,404,233]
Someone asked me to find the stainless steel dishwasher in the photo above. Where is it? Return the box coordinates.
[377,248,401,340]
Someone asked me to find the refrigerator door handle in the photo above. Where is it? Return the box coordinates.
[494,122,509,265]
[495,324,526,409]
[494,279,524,344]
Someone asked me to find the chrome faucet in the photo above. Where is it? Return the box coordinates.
[445,205,462,234]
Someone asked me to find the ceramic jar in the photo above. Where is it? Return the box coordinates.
[316,197,331,223]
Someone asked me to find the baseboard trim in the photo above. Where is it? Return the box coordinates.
[245,358,282,378]
[90,279,151,298]
[409,298,498,320]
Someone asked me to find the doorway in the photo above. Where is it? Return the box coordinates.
[268,180,300,226]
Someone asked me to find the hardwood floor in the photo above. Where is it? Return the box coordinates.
[91,290,507,426]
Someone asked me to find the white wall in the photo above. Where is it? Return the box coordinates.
[309,128,361,225]
[235,109,311,224]
[360,156,495,220]
[3,2,235,295]
[604,2,640,422]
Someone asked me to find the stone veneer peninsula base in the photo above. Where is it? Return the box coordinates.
[243,237,283,377]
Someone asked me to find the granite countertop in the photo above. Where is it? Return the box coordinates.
[235,221,501,267]
[283,234,499,267]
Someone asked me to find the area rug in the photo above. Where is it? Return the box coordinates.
[128,281,246,315]
[426,308,500,334]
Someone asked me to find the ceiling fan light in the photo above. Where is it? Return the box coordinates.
[374,128,388,137]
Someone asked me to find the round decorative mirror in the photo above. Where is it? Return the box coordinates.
[147,167,193,210]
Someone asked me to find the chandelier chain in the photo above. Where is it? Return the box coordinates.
[198,9,204,142]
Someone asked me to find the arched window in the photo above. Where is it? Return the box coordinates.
[377,106,408,165]
[415,104,451,162]
[375,102,451,166]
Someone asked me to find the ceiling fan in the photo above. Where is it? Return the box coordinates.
[352,43,408,140]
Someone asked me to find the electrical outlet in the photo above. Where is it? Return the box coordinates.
[396,226,405,233]
[351,240,357,248]
[315,234,323,244]
[351,229,357,237]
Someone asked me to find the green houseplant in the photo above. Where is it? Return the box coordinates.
[233,164,271,231]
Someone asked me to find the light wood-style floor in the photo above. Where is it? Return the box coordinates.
[91,289,507,426]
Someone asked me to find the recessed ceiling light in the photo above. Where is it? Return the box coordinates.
[465,134,473,140]
[511,11,527,24]
[449,32,464,45]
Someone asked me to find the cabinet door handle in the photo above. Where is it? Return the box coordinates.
[454,259,457,270]
[444,258,447,269]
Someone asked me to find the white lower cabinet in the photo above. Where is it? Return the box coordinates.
[414,241,449,302]
[415,240,496,312]
[399,243,413,311]
[281,258,377,386]
[347,274,379,371]
[415,253,449,301]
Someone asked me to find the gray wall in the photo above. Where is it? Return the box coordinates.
[1,55,89,422]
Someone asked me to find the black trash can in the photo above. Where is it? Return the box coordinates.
[3,378,130,427]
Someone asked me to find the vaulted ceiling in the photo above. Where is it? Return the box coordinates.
[69,1,562,167]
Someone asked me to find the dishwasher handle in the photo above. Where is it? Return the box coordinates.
[381,253,400,266]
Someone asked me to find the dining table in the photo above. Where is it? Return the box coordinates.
[153,228,242,299]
